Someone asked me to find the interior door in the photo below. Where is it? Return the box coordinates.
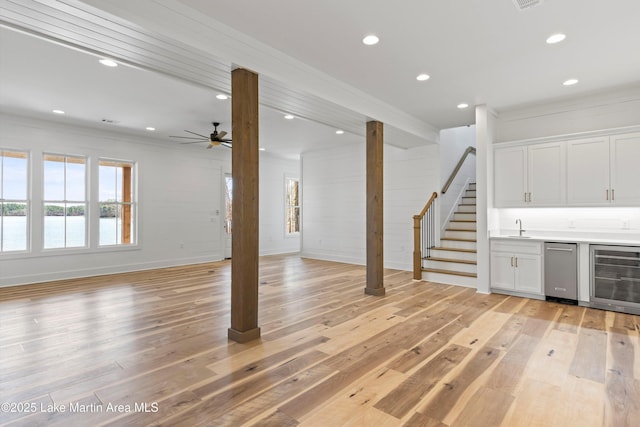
[224,173,232,259]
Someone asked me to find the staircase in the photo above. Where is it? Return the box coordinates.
[422,182,477,287]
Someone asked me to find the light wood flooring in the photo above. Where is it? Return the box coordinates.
[1,255,639,426]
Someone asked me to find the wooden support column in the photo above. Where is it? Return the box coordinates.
[228,68,261,343]
[365,120,385,296]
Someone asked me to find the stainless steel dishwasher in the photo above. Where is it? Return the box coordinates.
[544,242,578,304]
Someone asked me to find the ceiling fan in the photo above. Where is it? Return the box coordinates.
[170,122,232,149]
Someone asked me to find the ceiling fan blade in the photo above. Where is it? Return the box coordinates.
[170,135,208,140]
[181,140,208,144]
[206,144,214,149]
[184,130,209,138]
[220,138,232,142]
[222,142,232,148]
[217,130,227,139]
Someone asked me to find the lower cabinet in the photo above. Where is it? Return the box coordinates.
[490,240,543,295]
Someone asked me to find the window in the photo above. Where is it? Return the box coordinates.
[285,177,300,234]
[99,159,135,246]
[224,174,232,235]
[43,154,87,249]
[1,150,29,252]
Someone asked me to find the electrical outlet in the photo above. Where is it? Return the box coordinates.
[622,219,630,229]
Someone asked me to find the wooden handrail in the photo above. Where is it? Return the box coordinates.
[415,192,438,220]
[441,146,476,194]
[413,191,438,279]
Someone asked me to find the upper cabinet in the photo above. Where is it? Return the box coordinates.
[494,142,565,207]
[495,130,640,208]
[567,132,640,206]
[610,132,640,205]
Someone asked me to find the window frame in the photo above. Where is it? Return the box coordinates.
[0,148,30,254]
[98,158,137,247]
[284,175,300,236]
[42,152,88,250]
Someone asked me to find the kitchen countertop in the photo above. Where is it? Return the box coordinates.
[490,234,640,246]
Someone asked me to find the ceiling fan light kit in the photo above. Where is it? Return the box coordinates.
[170,121,232,149]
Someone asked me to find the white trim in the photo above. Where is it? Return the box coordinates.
[496,124,640,147]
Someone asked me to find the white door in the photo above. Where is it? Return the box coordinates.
[528,142,565,206]
[610,132,640,205]
[490,252,516,290]
[494,146,527,207]
[224,174,232,259]
[567,137,610,205]
[514,254,542,295]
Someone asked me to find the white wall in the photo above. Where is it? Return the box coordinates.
[495,84,640,142]
[439,126,476,229]
[259,154,300,255]
[301,141,439,271]
[0,113,299,286]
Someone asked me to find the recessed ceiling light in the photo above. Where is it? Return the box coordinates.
[216,94,229,100]
[457,103,469,109]
[146,127,156,131]
[336,130,344,135]
[563,78,579,86]
[259,147,266,151]
[284,114,295,120]
[362,35,379,46]
[99,58,118,67]
[546,33,566,44]
[416,74,430,81]
[52,109,65,115]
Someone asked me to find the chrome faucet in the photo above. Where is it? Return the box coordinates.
[516,219,526,237]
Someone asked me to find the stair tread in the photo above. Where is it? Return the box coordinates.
[432,246,477,253]
[450,220,477,223]
[455,211,477,214]
[440,237,477,242]
[445,228,477,232]
[422,268,477,278]
[426,257,477,265]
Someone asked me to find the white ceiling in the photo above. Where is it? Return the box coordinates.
[1,0,640,158]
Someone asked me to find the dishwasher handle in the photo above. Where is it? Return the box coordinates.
[546,247,574,252]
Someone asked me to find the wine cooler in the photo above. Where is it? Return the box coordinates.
[590,245,640,314]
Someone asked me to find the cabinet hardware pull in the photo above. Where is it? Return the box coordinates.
[606,189,609,200]
[612,189,615,200]
[511,257,514,267]
[547,247,574,252]
[515,257,518,268]
[524,192,527,202]
[528,192,532,202]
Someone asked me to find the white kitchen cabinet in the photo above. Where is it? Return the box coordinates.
[494,146,527,207]
[567,136,611,205]
[567,132,640,206]
[610,132,640,205]
[494,142,564,207]
[490,240,542,295]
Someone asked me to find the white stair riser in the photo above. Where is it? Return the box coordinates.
[423,260,477,274]
[440,239,477,250]
[429,249,477,261]
[462,197,476,204]
[457,205,476,213]
[421,272,477,288]
[465,190,477,197]
[453,213,476,221]
[448,221,476,230]
[468,183,476,190]
[444,230,476,240]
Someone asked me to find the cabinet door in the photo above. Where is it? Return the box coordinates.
[494,146,527,207]
[567,137,610,205]
[491,252,515,290]
[514,254,542,295]
[610,132,640,205]
[528,142,565,206]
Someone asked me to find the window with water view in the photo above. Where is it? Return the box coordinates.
[99,159,135,246]
[1,150,29,252]
[43,154,87,249]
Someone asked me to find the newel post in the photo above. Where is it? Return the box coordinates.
[413,215,422,280]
